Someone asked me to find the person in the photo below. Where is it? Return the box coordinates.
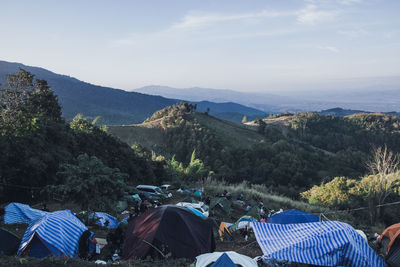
[134,203,140,216]
[78,230,97,260]
[241,225,249,241]
[260,207,265,217]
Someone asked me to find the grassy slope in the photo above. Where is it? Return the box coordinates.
[108,112,266,151]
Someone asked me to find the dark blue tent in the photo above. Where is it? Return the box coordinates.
[0,228,20,255]
[211,252,237,267]
[268,209,319,224]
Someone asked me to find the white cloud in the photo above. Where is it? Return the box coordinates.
[318,45,340,53]
[171,10,292,30]
[297,5,339,25]
[337,0,362,5]
[384,31,400,39]
[338,29,368,38]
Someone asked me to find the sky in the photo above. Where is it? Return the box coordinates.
[0,0,399,93]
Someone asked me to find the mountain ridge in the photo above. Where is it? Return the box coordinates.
[0,60,265,124]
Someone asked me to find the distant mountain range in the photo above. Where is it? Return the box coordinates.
[135,84,400,113]
[1,60,398,125]
[0,60,265,124]
[318,107,400,118]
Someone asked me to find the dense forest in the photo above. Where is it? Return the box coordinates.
[0,69,169,205]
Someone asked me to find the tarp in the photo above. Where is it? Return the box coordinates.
[0,228,20,255]
[252,221,385,267]
[196,251,257,267]
[89,212,118,229]
[4,203,48,224]
[122,205,215,260]
[211,252,236,267]
[267,209,319,224]
[229,216,256,232]
[18,210,88,258]
[188,207,206,218]
[218,222,232,241]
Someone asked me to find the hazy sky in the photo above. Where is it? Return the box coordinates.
[1,0,399,92]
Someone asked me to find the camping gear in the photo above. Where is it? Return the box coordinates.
[245,200,260,219]
[188,207,206,218]
[378,223,400,266]
[3,202,48,224]
[267,209,319,224]
[0,228,20,255]
[194,189,202,197]
[122,205,215,260]
[18,210,88,258]
[183,195,200,203]
[176,202,209,217]
[210,197,232,216]
[229,216,256,232]
[211,252,236,267]
[89,212,118,229]
[118,201,128,212]
[196,251,257,267]
[253,220,385,267]
[218,222,232,241]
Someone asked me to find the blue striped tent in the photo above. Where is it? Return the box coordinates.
[267,209,320,224]
[18,210,87,258]
[252,221,385,267]
[4,202,48,224]
[89,212,118,229]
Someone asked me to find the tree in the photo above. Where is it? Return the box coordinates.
[300,176,358,208]
[0,69,62,135]
[242,115,248,123]
[49,154,128,213]
[360,145,400,223]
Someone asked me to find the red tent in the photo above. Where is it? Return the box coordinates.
[122,205,215,260]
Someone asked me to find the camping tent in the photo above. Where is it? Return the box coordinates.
[196,251,258,267]
[229,216,256,232]
[245,200,260,220]
[89,212,118,229]
[122,205,215,260]
[3,202,48,224]
[252,221,385,267]
[18,210,88,258]
[211,252,236,267]
[0,228,20,255]
[210,197,232,216]
[378,223,400,266]
[267,209,319,224]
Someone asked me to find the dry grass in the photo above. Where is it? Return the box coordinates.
[197,178,328,213]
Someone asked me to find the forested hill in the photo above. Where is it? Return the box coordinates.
[0,60,265,124]
[109,103,400,197]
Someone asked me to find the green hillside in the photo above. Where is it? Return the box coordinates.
[110,103,400,199]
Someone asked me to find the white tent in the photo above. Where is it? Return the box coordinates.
[195,251,257,267]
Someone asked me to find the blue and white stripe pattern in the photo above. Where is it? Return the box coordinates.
[4,202,48,224]
[18,210,87,258]
[89,212,118,229]
[252,221,385,267]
